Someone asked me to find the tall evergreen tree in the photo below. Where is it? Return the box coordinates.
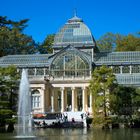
[0,66,19,132]
[89,66,117,123]
[0,16,36,57]
[37,34,55,54]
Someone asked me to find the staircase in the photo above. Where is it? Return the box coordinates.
[63,111,88,127]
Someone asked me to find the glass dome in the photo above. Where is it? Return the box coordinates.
[53,15,96,48]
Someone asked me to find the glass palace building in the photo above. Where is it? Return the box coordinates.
[0,15,140,117]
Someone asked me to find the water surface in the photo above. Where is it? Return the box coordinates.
[0,128,140,140]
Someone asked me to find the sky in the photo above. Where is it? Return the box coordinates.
[0,0,140,43]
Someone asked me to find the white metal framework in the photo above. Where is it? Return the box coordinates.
[50,47,91,78]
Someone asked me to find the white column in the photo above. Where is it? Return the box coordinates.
[89,92,93,112]
[120,66,123,74]
[34,68,37,76]
[130,65,132,74]
[71,87,75,112]
[82,87,86,112]
[90,70,92,78]
[110,66,113,69]
[40,88,45,113]
[43,68,46,76]
[60,87,65,112]
[51,89,54,112]
[75,89,77,111]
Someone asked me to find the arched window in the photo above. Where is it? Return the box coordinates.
[122,66,129,73]
[32,90,41,108]
[50,51,90,78]
[113,66,120,74]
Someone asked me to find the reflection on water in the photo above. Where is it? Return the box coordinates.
[1,128,140,140]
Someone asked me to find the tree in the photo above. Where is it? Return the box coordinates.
[116,34,140,51]
[0,65,19,132]
[110,85,140,118]
[97,33,123,52]
[110,86,134,116]
[89,65,117,123]
[37,34,55,54]
[0,16,36,57]
[133,88,140,117]
[96,32,140,52]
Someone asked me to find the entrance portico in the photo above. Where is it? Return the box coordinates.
[50,82,93,113]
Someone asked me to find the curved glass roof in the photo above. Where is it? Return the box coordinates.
[53,15,96,48]
[94,51,140,65]
[50,46,91,77]
[0,54,51,67]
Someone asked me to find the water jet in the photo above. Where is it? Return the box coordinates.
[16,69,35,138]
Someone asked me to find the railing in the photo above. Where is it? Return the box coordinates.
[29,75,91,82]
[28,74,140,86]
[116,74,140,85]
[52,76,91,81]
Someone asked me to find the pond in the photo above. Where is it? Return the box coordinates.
[0,128,140,140]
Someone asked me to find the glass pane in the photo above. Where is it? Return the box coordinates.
[50,51,90,77]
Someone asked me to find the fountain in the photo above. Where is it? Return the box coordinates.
[16,69,35,138]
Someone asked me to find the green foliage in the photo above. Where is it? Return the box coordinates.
[0,16,28,31]
[0,101,9,108]
[97,32,140,52]
[116,34,140,51]
[0,66,19,127]
[89,65,117,123]
[0,16,36,57]
[97,32,116,52]
[37,34,55,54]
[5,118,16,124]
[0,109,13,116]
[0,65,19,80]
[97,32,123,52]
[134,88,140,107]
[110,86,140,116]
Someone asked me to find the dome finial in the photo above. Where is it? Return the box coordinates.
[68,9,83,23]
[74,8,77,17]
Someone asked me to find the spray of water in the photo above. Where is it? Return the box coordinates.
[16,69,34,138]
